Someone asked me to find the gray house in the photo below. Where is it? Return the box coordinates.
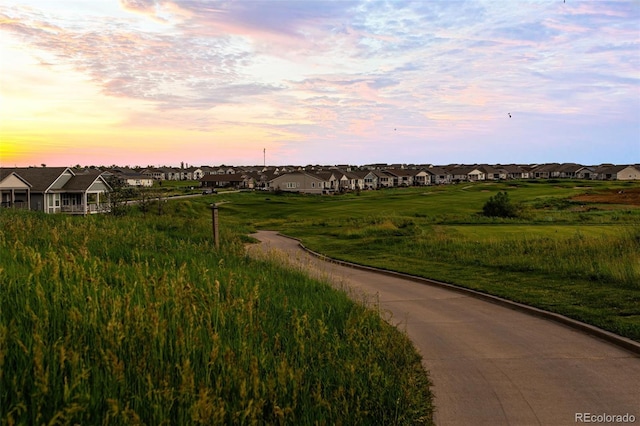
[269,171,331,194]
[424,166,453,184]
[2,167,111,214]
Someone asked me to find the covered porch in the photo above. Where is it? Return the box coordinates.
[60,192,110,215]
[0,171,32,210]
[1,188,31,210]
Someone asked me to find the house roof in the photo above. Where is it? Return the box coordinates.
[449,165,484,175]
[499,164,527,173]
[313,171,334,181]
[594,164,638,174]
[63,171,112,192]
[385,168,414,177]
[530,163,561,173]
[423,166,449,175]
[200,173,245,182]
[270,171,329,183]
[348,170,369,178]
[0,169,33,187]
[1,167,112,193]
[4,167,71,192]
[557,163,583,173]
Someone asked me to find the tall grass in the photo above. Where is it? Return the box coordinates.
[405,227,640,289]
[0,209,432,425]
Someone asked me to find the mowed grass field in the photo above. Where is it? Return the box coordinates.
[211,179,640,341]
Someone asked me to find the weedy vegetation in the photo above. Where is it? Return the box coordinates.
[0,207,433,425]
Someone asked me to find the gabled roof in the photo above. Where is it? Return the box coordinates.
[312,171,334,181]
[557,163,583,173]
[385,168,414,177]
[449,165,483,175]
[594,164,639,174]
[2,167,112,193]
[4,167,72,192]
[499,164,527,173]
[423,166,450,175]
[349,170,370,178]
[63,171,112,192]
[530,163,561,173]
[340,170,362,179]
[270,171,329,183]
[0,169,33,187]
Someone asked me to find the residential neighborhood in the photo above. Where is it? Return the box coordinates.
[1,162,639,214]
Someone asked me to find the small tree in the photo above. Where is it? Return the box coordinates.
[482,191,518,218]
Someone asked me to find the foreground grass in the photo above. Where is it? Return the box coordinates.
[212,180,640,341]
[0,209,432,425]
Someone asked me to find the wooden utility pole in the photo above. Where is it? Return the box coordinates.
[210,203,219,249]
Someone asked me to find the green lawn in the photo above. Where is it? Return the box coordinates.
[206,180,640,341]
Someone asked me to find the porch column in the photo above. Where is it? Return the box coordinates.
[84,192,88,215]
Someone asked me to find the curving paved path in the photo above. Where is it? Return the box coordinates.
[248,231,639,426]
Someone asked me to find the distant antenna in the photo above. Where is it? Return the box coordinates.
[263,148,266,167]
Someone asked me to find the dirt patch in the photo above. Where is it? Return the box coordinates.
[571,187,640,206]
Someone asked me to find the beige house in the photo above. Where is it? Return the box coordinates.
[595,165,640,180]
[113,169,154,187]
[412,169,430,186]
[269,171,331,194]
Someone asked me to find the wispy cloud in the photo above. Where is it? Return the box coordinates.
[1,0,638,166]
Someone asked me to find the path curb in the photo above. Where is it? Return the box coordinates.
[277,233,640,357]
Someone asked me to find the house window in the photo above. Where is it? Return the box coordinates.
[312,182,315,188]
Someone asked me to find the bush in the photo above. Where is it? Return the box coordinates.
[482,191,518,218]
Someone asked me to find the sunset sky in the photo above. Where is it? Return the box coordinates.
[1,0,638,167]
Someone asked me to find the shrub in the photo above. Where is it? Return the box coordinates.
[482,191,518,218]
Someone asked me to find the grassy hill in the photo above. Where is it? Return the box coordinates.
[0,208,432,425]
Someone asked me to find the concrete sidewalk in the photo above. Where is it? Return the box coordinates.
[248,230,639,426]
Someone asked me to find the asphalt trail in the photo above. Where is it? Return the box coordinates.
[248,230,639,426]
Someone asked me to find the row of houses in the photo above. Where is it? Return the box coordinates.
[197,163,640,194]
[133,162,637,189]
[263,164,640,194]
[2,163,638,213]
[116,165,239,184]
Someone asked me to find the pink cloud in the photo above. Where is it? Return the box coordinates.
[119,0,192,23]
